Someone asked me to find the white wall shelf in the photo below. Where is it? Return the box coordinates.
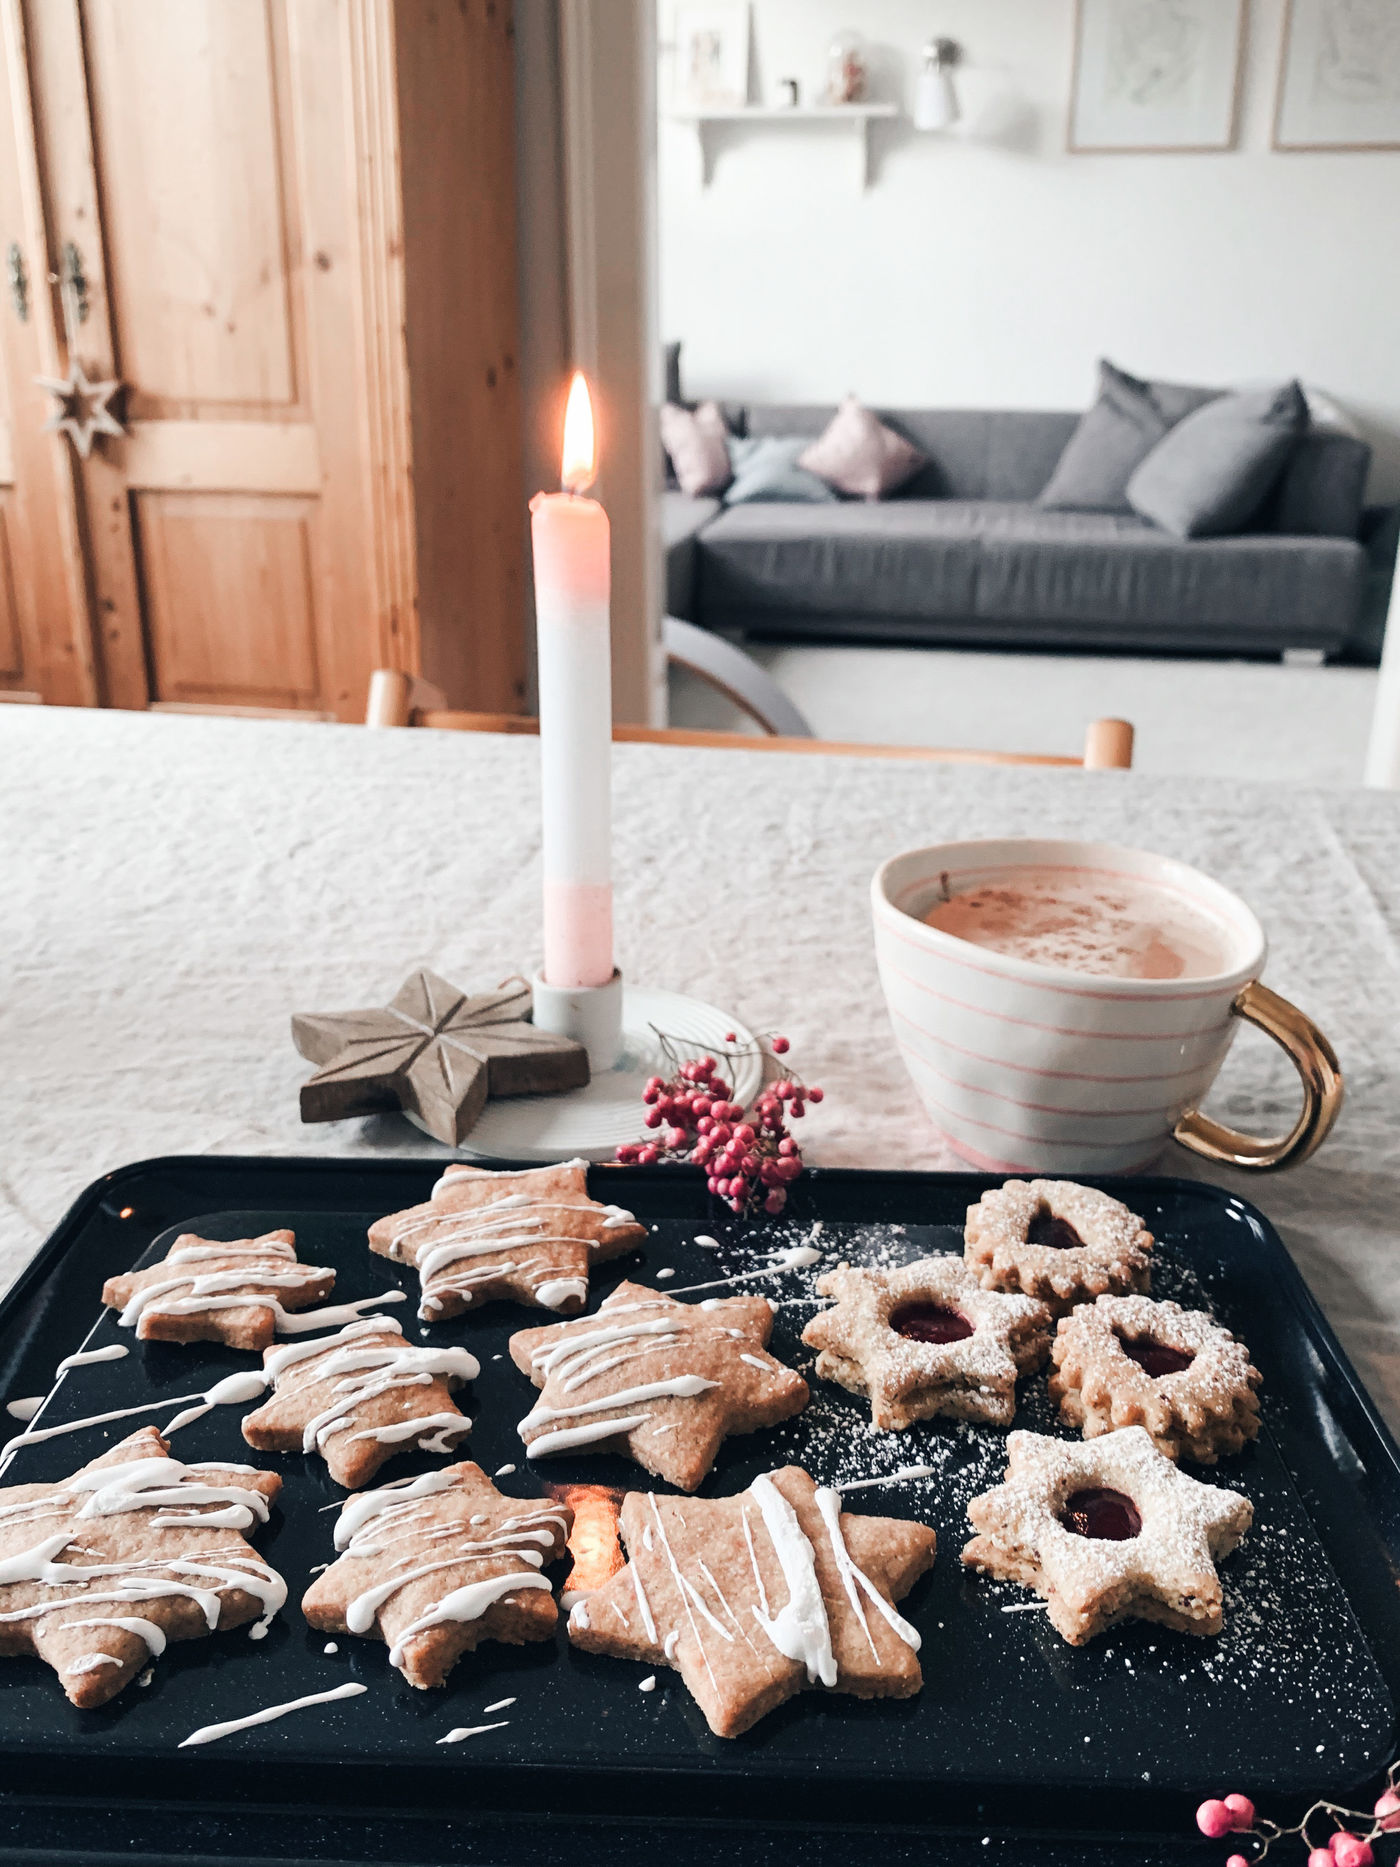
[668,103,901,190]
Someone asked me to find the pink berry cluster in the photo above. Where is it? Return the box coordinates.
[615,1032,823,1216]
[1196,1775,1400,1867]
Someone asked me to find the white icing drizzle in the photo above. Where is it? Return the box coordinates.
[66,1651,120,1673]
[258,1318,477,1459]
[386,1184,625,1318]
[0,1454,287,1671]
[663,1629,679,1660]
[741,1505,771,1619]
[5,1398,41,1422]
[666,1244,823,1298]
[494,1463,517,1478]
[639,1673,657,1692]
[323,1640,339,1652]
[632,1561,657,1644]
[55,1345,130,1374]
[483,1695,516,1713]
[436,1719,510,1744]
[330,1476,567,1668]
[179,1681,366,1747]
[2,1372,269,1461]
[835,1466,936,1493]
[748,1474,836,1686]
[521,1378,717,1460]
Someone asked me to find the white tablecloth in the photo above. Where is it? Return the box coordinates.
[5,707,1400,1425]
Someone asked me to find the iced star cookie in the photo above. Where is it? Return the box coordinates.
[962,1425,1252,1644]
[0,1425,285,1707]
[241,1317,478,1489]
[368,1161,646,1320]
[802,1256,1051,1430]
[302,1464,572,1688]
[1049,1294,1261,1465]
[511,1282,809,1492]
[566,1464,938,1738]
[102,1230,335,1350]
[964,1179,1152,1317]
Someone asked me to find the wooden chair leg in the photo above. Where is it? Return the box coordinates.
[1083,717,1135,770]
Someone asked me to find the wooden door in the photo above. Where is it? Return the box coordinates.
[17,0,386,719]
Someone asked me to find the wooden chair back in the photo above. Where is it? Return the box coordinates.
[364,670,1134,770]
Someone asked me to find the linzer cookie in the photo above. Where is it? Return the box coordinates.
[566,1464,937,1737]
[964,1179,1152,1316]
[511,1281,809,1491]
[0,1425,285,1707]
[101,1229,370,1351]
[241,1318,477,1489]
[369,1161,646,1320]
[802,1256,1050,1430]
[1050,1294,1261,1464]
[303,1464,572,1688]
[962,1425,1252,1644]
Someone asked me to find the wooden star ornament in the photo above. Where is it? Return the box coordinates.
[292,971,589,1147]
[511,1280,810,1490]
[35,360,125,459]
[302,1462,572,1687]
[566,1465,938,1738]
[0,1426,285,1707]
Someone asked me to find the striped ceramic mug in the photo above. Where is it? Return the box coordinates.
[871,838,1342,1176]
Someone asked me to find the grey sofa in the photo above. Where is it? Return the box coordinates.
[665,403,1372,657]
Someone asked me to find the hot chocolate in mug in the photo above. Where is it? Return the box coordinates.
[871,838,1342,1175]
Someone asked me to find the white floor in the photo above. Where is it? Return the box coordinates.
[668,643,1381,785]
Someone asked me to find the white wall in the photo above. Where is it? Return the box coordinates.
[658,0,1400,501]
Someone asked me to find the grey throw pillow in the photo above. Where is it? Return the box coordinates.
[724,437,838,505]
[1127,382,1309,539]
[1038,361,1217,513]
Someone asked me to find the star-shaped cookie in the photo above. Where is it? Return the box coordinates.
[511,1281,810,1491]
[803,1255,1051,1430]
[370,1161,646,1320]
[566,1464,938,1738]
[302,1463,573,1687]
[101,1229,336,1350]
[962,1425,1252,1644]
[293,972,590,1146]
[241,1317,478,1489]
[0,1425,285,1707]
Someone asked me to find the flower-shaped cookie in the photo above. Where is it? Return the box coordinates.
[802,1256,1051,1430]
[962,1425,1252,1644]
[1049,1294,1261,1464]
[964,1179,1152,1317]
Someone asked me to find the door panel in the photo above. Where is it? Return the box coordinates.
[81,0,299,415]
[0,501,23,679]
[136,489,319,706]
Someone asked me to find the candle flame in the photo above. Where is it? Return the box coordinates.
[560,370,596,494]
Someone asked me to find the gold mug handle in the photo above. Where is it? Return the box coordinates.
[1173,980,1343,1171]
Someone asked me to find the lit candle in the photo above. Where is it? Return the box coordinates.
[530,373,615,990]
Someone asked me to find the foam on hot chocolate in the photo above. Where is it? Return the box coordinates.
[923,866,1234,981]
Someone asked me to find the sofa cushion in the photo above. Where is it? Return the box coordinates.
[724,436,837,505]
[1128,382,1309,538]
[694,499,1365,650]
[661,400,731,497]
[1038,361,1218,513]
[797,395,926,498]
[1263,431,1370,538]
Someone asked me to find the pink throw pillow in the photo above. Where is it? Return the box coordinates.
[660,399,732,497]
[798,395,926,499]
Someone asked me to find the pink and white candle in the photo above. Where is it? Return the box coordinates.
[530,373,615,989]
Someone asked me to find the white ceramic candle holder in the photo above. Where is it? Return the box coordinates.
[531,967,624,1073]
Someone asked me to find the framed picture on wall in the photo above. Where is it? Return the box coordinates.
[1069,0,1246,152]
[671,3,751,111]
[1274,0,1400,150]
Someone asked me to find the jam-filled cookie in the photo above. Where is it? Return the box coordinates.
[964,1179,1152,1317]
[1049,1294,1260,1465]
[962,1425,1252,1644]
[802,1256,1051,1430]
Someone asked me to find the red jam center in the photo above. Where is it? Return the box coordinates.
[1118,1335,1195,1378]
[1026,1208,1084,1251]
[890,1301,975,1345]
[1059,1487,1142,1541]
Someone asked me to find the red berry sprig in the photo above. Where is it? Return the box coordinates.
[615,1031,823,1216]
[1196,1769,1400,1866]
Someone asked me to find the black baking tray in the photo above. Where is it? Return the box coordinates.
[0,1154,1396,1867]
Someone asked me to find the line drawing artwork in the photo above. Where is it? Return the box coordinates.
[1105,0,1204,108]
[1312,0,1400,107]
